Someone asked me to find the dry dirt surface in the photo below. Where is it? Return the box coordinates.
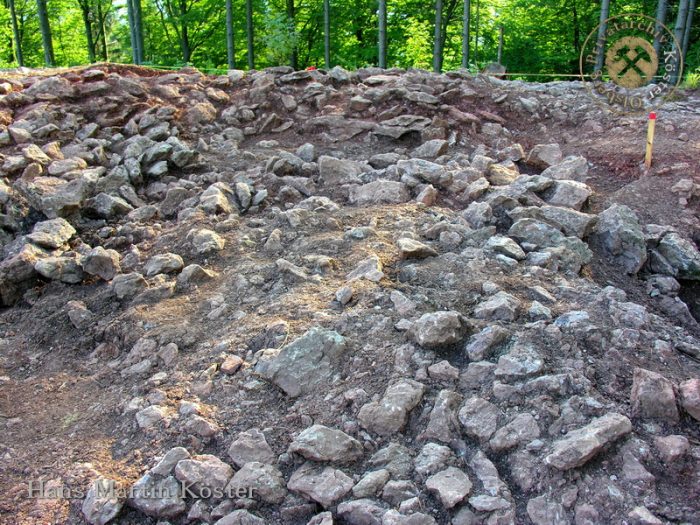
[0,64,699,525]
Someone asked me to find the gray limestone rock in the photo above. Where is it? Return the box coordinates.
[527,496,570,525]
[228,428,276,467]
[353,469,390,499]
[489,413,540,452]
[128,474,186,518]
[225,462,287,504]
[336,499,386,525]
[318,155,365,185]
[425,467,472,509]
[349,180,411,205]
[474,292,522,322]
[144,253,184,277]
[420,389,463,443]
[213,510,266,525]
[173,455,233,497]
[657,232,700,279]
[288,425,364,462]
[358,380,426,436]
[594,204,647,274]
[35,256,84,283]
[630,368,679,424]
[545,413,632,470]
[526,143,562,169]
[465,326,510,361]
[287,462,354,508]
[28,218,76,249]
[255,328,347,397]
[112,273,148,299]
[459,397,501,441]
[82,247,121,281]
[82,479,124,525]
[412,311,465,348]
[397,238,438,260]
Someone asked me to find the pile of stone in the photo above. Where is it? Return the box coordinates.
[0,65,698,525]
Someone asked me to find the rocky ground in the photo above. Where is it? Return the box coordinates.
[0,64,699,525]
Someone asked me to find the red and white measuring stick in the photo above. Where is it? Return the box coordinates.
[645,112,656,169]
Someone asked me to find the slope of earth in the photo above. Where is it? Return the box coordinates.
[0,65,698,525]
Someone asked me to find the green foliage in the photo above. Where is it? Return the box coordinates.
[49,1,90,66]
[0,0,695,78]
[0,0,43,67]
[686,32,700,77]
[497,0,598,76]
[402,19,432,69]
[683,67,700,89]
[0,3,11,66]
[261,11,298,66]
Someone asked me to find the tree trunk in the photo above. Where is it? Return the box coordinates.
[323,0,330,68]
[226,0,235,68]
[79,1,97,63]
[134,0,144,63]
[461,0,470,69]
[438,0,458,68]
[571,0,580,73]
[682,0,696,62]
[653,0,668,58]
[673,0,690,82]
[572,0,580,54]
[8,0,23,66]
[433,0,443,72]
[178,0,191,63]
[246,0,254,69]
[126,0,138,63]
[498,24,503,64]
[594,0,610,72]
[36,0,54,66]
[378,0,387,68]
[97,0,109,61]
[474,0,480,64]
[675,0,690,46]
[181,28,190,63]
[287,0,297,69]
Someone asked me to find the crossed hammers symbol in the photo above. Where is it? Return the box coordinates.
[615,45,652,80]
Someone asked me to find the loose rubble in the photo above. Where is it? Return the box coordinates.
[0,65,698,525]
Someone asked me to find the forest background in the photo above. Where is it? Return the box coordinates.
[0,0,698,83]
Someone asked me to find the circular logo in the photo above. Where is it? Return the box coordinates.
[580,13,683,114]
[606,37,658,88]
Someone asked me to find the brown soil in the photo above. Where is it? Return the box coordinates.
[0,63,698,525]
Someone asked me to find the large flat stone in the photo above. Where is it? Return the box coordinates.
[545,413,632,470]
[287,462,354,508]
[288,425,363,462]
[255,328,347,397]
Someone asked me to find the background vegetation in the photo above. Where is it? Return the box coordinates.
[0,0,697,81]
